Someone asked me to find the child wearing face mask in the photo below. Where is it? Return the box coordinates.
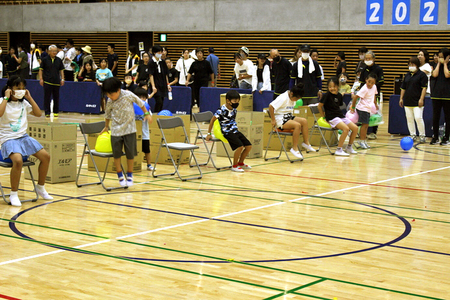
[206,90,252,172]
[121,74,137,94]
[0,76,53,207]
[399,56,428,144]
[338,73,351,95]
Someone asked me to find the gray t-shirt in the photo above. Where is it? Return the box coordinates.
[105,89,144,136]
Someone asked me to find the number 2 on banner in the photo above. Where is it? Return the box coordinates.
[420,0,438,25]
[366,0,384,25]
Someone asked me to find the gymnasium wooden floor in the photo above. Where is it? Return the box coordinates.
[0,107,449,300]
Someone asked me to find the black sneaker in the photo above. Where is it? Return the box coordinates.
[440,139,450,146]
[430,138,439,145]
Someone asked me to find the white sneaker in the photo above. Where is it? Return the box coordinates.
[363,141,371,148]
[119,178,127,187]
[239,164,251,169]
[345,145,358,154]
[290,148,304,159]
[9,194,22,207]
[357,141,368,149]
[231,166,244,172]
[302,143,317,153]
[127,178,134,187]
[147,165,154,171]
[36,188,54,200]
[335,149,350,156]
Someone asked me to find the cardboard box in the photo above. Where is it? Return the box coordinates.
[87,121,143,173]
[220,93,253,111]
[235,111,264,126]
[216,124,264,159]
[27,123,77,142]
[150,144,191,165]
[25,141,77,183]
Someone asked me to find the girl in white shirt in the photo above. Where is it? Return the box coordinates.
[0,76,53,206]
[417,49,432,96]
[175,49,195,86]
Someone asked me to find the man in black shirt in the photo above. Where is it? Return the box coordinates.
[186,48,214,108]
[149,45,171,113]
[107,43,119,77]
[269,49,292,99]
[38,45,65,117]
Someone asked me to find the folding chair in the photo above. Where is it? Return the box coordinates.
[152,117,202,181]
[190,111,232,170]
[263,110,303,163]
[308,104,340,154]
[0,161,38,205]
[76,121,128,191]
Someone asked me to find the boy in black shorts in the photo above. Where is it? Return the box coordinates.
[206,90,252,172]
[100,77,152,187]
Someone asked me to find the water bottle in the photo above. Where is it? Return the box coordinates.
[168,91,173,100]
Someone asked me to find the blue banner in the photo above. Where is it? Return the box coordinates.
[392,0,410,25]
[366,0,384,25]
[420,0,438,25]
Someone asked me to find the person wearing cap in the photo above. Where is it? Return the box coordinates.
[290,44,323,105]
[269,49,292,99]
[81,45,95,68]
[234,47,254,89]
[63,39,76,81]
[206,47,220,87]
[252,53,271,94]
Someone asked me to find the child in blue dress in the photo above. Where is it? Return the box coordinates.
[0,76,53,206]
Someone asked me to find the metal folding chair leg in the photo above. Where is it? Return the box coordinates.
[264,130,303,163]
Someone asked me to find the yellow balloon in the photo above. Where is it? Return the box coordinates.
[95,131,113,153]
[213,119,228,143]
[317,117,331,128]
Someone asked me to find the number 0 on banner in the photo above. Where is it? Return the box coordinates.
[392,0,410,25]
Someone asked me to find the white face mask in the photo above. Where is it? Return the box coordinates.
[301,53,310,60]
[155,53,162,59]
[365,60,374,66]
[409,66,417,73]
[14,90,26,99]
[30,44,35,49]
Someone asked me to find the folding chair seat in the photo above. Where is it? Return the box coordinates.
[152,117,202,181]
[190,111,232,170]
[76,121,127,191]
[263,110,303,163]
[0,161,38,205]
[308,104,340,155]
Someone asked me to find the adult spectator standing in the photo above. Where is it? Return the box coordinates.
[359,50,384,140]
[269,49,292,99]
[290,44,322,105]
[430,52,439,69]
[252,53,271,94]
[135,52,151,84]
[125,45,139,79]
[63,39,76,81]
[30,41,41,79]
[39,45,65,118]
[429,47,450,145]
[56,44,64,61]
[81,45,94,67]
[334,51,347,76]
[175,49,195,87]
[289,46,301,65]
[417,49,432,96]
[6,47,18,77]
[355,47,367,75]
[186,48,214,108]
[15,44,29,79]
[311,49,325,81]
[149,45,171,113]
[0,49,2,78]
[107,43,119,77]
[38,44,48,60]
[206,47,220,87]
[234,46,253,89]
[0,46,5,78]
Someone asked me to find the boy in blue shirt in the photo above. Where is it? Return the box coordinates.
[206,90,252,172]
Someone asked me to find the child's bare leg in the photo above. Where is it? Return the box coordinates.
[9,153,23,192]
[127,159,134,174]
[335,122,349,148]
[238,145,252,164]
[282,120,302,151]
[233,146,243,166]
[33,149,50,186]
[145,153,151,165]
[348,122,359,145]
[114,158,122,173]
[360,124,369,140]
[298,117,311,144]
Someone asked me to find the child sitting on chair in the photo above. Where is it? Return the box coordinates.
[318,76,358,156]
[269,83,317,160]
[0,76,52,206]
[206,90,252,172]
[100,77,152,187]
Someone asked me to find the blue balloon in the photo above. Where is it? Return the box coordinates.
[158,110,173,116]
[133,102,151,115]
[400,136,414,151]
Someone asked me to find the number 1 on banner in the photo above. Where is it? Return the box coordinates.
[420,0,438,25]
[392,0,410,25]
[366,0,384,25]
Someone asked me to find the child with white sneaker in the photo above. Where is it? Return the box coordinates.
[133,88,153,171]
[350,73,378,149]
[100,77,152,186]
[0,76,53,206]
[206,90,252,172]
[318,77,358,156]
[269,83,317,160]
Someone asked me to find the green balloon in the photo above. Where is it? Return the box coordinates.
[294,99,303,108]
[369,113,382,127]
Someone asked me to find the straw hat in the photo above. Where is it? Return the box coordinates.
[81,45,92,54]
